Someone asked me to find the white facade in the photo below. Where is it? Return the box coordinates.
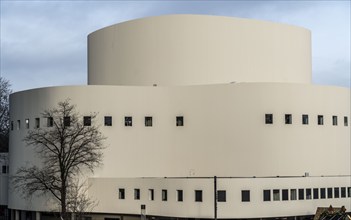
[7,15,351,219]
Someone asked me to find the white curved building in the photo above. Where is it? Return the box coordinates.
[8,15,351,219]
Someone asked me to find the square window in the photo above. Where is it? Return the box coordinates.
[177,190,183,202]
[35,118,40,128]
[17,120,21,130]
[47,117,53,127]
[149,189,154,201]
[273,189,280,201]
[11,121,13,131]
[282,189,288,201]
[306,188,311,200]
[318,115,324,125]
[64,116,70,127]
[313,188,319,199]
[242,190,250,202]
[195,190,202,202]
[83,116,91,126]
[104,116,112,126]
[25,119,29,129]
[176,116,184,126]
[145,116,153,127]
[320,188,326,199]
[285,114,292,124]
[327,187,333,198]
[118,188,125,199]
[125,117,132,126]
[290,189,297,200]
[134,188,140,200]
[341,187,346,198]
[344,116,348,126]
[298,188,304,200]
[162,189,167,201]
[332,116,338,126]
[218,190,226,202]
[265,114,273,124]
[302,114,309,125]
[334,187,339,198]
[263,190,271,201]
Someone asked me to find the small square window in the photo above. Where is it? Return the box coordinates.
[177,190,183,202]
[282,189,288,201]
[134,188,140,200]
[11,121,13,131]
[344,116,348,126]
[149,189,154,201]
[341,187,346,198]
[218,190,226,202]
[17,120,21,130]
[195,190,202,202]
[263,190,271,201]
[265,114,273,124]
[306,188,311,200]
[285,114,292,124]
[298,188,304,200]
[302,114,309,125]
[290,189,297,200]
[47,117,53,127]
[320,188,326,199]
[273,189,280,201]
[64,116,70,127]
[125,117,132,126]
[332,116,338,126]
[313,188,319,199]
[35,118,40,128]
[327,187,333,198]
[25,119,29,129]
[176,116,184,126]
[83,116,91,126]
[318,115,324,125]
[118,188,125,199]
[242,190,250,202]
[334,187,339,198]
[145,116,153,127]
[104,116,112,126]
[162,189,167,201]
[2,165,7,174]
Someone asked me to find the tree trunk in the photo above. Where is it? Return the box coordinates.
[61,181,67,220]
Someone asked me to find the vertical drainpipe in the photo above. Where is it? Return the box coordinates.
[214,176,217,220]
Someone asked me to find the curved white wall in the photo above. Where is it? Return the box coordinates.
[88,15,312,86]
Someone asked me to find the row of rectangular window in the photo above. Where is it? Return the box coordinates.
[265,114,349,126]
[10,116,185,130]
[263,187,351,201]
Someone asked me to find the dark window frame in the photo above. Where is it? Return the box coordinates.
[47,117,53,127]
[282,189,289,201]
[302,114,309,125]
[83,116,92,126]
[265,114,273,124]
[35,118,40,128]
[298,188,304,200]
[320,188,326,199]
[145,116,153,127]
[218,190,226,202]
[263,190,271,201]
[285,114,292,124]
[104,116,112,126]
[176,116,184,126]
[162,189,167,201]
[177,190,183,202]
[242,190,250,202]
[313,188,319,199]
[195,190,203,202]
[332,115,338,126]
[64,116,71,127]
[125,116,132,127]
[134,188,140,200]
[318,115,324,125]
[118,188,125,200]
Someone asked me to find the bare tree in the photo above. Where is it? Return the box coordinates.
[0,77,11,152]
[13,100,105,220]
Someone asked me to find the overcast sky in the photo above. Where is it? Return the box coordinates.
[0,0,350,92]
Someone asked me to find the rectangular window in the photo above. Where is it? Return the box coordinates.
[344,116,348,126]
[332,116,338,126]
[17,120,21,130]
[25,119,29,129]
[263,190,271,201]
[125,116,132,126]
[273,189,280,201]
[162,189,167,201]
[298,188,304,200]
[306,188,311,200]
[118,188,125,199]
[318,115,324,125]
[145,116,153,127]
[2,165,7,174]
[47,117,53,127]
[218,190,226,202]
[149,189,154,201]
[302,114,309,125]
[104,116,112,126]
[265,114,273,124]
[348,187,351,197]
[313,188,319,199]
[285,114,292,124]
[327,187,333,198]
[176,116,184,126]
[134,188,140,200]
[282,189,288,201]
[83,116,91,126]
[320,188,326,199]
[241,190,250,202]
[177,190,183,202]
[334,187,339,198]
[11,121,13,130]
[341,187,346,198]
[290,189,297,200]
[35,118,40,128]
[195,190,202,202]
[64,116,70,127]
